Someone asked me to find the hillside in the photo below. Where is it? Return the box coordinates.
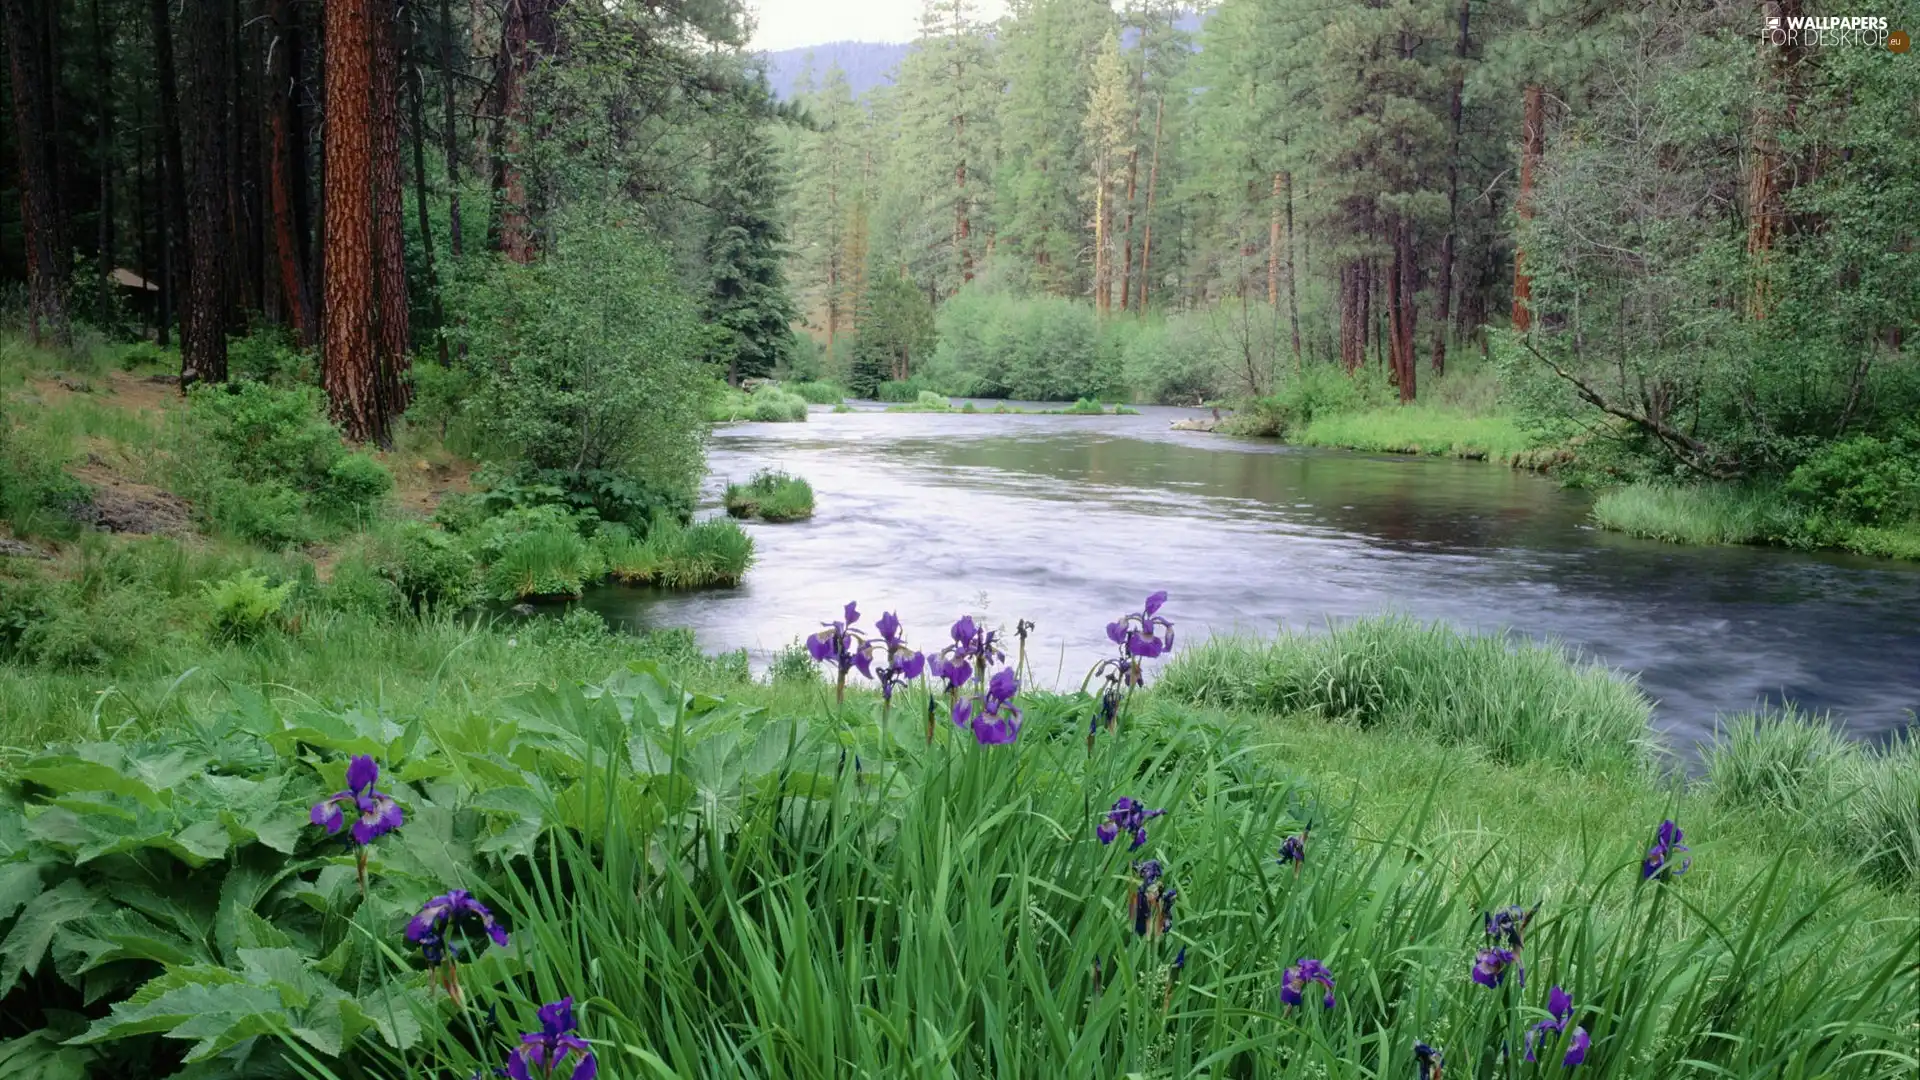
[764,40,911,99]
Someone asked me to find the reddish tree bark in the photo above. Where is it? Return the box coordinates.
[1136,94,1163,313]
[181,0,231,384]
[1432,0,1469,373]
[496,0,558,263]
[438,0,463,262]
[1511,83,1544,333]
[372,0,412,415]
[323,0,383,442]
[3,0,72,347]
[1746,0,1800,319]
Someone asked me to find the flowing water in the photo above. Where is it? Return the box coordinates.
[571,403,1920,749]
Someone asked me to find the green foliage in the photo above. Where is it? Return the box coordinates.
[0,404,89,537]
[224,328,316,387]
[708,383,809,423]
[1062,396,1106,415]
[925,291,1119,401]
[199,571,293,642]
[767,638,819,684]
[1589,483,1800,547]
[723,470,814,522]
[177,383,389,546]
[704,118,798,383]
[786,380,847,405]
[847,274,936,398]
[601,515,754,588]
[874,377,938,402]
[456,203,709,514]
[366,522,475,613]
[469,507,604,602]
[1159,616,1655,773]
[1781,429,1920,528]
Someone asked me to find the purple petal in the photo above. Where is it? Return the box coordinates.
[310,798,345,834]
[489,921,511,947]
[1323,991,1336,1009]
[988,667,1019,704]
[1280,984,1302,1007]
[1143,590,1167,616]
[843,601,859,626]
[1096,821,1118,845]
[900,651,925,679]
[951,615,976,644]
[1106,620,1127,645]
[345,755,378,794]
[851,651,873,679]
[571,1051,599,1080]
[1548,985,1573,1022]
[1129,828,1148,851]
[505,1048,534,1080]
[1563,1027,1590,1066]
[539,996,576,1036]
[406,906,440,943]
[952,698,973,729]
[805,633,833,662]
[876,611,901,645]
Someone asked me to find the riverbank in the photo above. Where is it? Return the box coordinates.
[1591,480,1920,561]
[1,606,1910,1077]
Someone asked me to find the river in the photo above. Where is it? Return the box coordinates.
[570,403,1920,748]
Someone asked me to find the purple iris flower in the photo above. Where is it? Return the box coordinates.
[506,997,597,1080]
[309,755,404,846]
[1097,797,1165,850]
[1471,947,1522,989]
[1414,1042,1444,1080]
[1525,986,1589,1066]
[1130,859,1174,938]
[1277,829,1309,870]
[1485,904,1537,950]
[1088,592,1176,736]
[953,667,1023,744]
[407,889,509,963]
[1642,819,1691,881]
[806,602,872,691]
[1281,957,1336,1009]
[870,611,926,703]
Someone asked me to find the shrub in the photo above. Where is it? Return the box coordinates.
[485,526,601,600]
[1062,397,1106,415]
[201,569,293,642]
[311,452,393,522]
[749,387,809,422]
[1782,430,1920,527]
[184,381,342,486]
[876,377,938,402]
[201,476,311,547]
[724,470,814,522]
[1158,616,1654,773]
[926,291,1120,401]
[383,521,475,611]
[1836,732,1920,887]
[226,327,317,385]
[457,202,709,509]
[768,637,820,683]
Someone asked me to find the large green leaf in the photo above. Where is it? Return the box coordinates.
[0,861,45,922]
[73,966,284,1061]
[0,879,103,993]
[0,1031,95,1080]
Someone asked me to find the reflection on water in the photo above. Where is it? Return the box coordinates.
[574,405,1920,748]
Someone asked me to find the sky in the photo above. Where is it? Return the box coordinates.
[748,0,1011,51]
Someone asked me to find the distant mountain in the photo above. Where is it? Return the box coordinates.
[762,12,1206,103]
[763,41,911,100]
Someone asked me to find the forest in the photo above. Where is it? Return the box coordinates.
[0,1,1915,1078]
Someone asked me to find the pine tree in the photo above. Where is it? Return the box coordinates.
[1083,29,1132,315]
[707,109,799,383]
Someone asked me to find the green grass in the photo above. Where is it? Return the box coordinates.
[1294,405,1539,462]
[787,379,849,404]
[600,515,754,588]
[883,389,958,412]
[1157,616,1656,774]
[723,469,815,522]
[1590,481,1920,560]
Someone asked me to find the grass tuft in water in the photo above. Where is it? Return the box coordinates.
[601,515,754,588]
[723,469,815,522]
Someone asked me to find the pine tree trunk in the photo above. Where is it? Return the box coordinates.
[496,0,557,264]
[1137,94,1163,314]
[1511,82,1543,333]
[4,0,72,348]
[181,0,230,383]
[1746,0,1798,320]
[372,0,412,416]
[1283,171,1301,367]
[438,0,462,260]
[323,0,383,442]
[1268,173,1283,309]
[1093,177,1109,315]
[1395,217,1418,403]
[266,0,315,345]
[1118,67,1141,313]
[1432,0,1468,373]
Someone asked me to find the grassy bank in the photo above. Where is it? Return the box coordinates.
[708,382,809,422]
[1591,481,1920,560]
[1293,406,1538,463]
[0,606,1911,1078]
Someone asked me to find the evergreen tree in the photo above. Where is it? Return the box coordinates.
[707,109,799,383]
[849,272,937,395]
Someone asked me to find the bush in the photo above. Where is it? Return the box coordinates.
[926,291,1120,401]
[710,384,809,423]
[201,476,312,547]
[1781,430,1920,527]
[1702,705,1854,817]
[1158,616,1654,773]
[226,327,316,386]
[457,202,709,510]
[184,382,342,486]
[768,637,819,683]
[381,521,475,611]
[876,377,938,402]
[724,470,814,522]
[311,453,393,522]
[1062,397,1106,415]
[485,526,601,600]
[200,569,293,642]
